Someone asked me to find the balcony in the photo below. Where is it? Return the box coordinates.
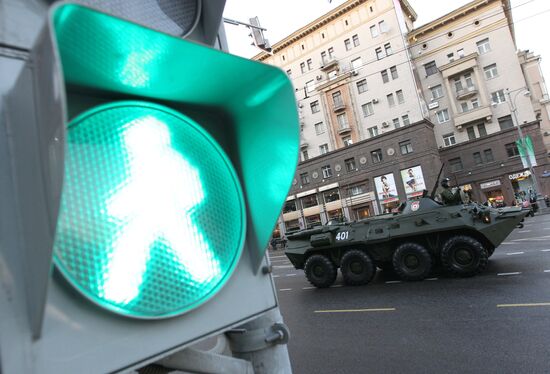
[333,101,346,112]
[456,85,478,100]
[338,125,352,135]
[320,56,339,71]
[454,105,492,129]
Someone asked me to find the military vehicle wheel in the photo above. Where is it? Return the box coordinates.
[392,243,432,281]
[304,255,337,288]
[341,250,375,286]
[441,236,488,277]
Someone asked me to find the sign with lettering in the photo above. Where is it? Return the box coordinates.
[480,180,501,189]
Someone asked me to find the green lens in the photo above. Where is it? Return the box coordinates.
[53,101,245,318]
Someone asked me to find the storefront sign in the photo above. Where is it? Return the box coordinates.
[480,180,501,189]
[508,170,531,180]
[400,166,426,197]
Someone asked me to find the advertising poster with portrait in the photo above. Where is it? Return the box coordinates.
[374,173,399,205]
[400,166,426,198]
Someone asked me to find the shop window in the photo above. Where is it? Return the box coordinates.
[283,200,297,213]
[354,206,371,220]
[284,219,300,232]
[300,194,318,209]
[323,188,340,203]
[305,214,322,229]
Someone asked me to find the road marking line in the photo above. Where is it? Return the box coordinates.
[272,275,280,278]
[544,270,550,273]
[518,230,531,233]
[285,273,297,277]
[268,255,287,259]
[273,265,294,269]
[385,280,402,284]
[506,252,524,256]
[497,272,521,276]
[426,278,438,281]
[501,242,514,245]
[330,284,343,288]
[541,249,550,252]
[279,288,292,292]
[302,286,316,290]
[314,308,396,313]
[497,303,550,308]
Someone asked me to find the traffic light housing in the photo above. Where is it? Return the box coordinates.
[0,2,299,372]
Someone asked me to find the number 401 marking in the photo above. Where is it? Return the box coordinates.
[336,231,349,241]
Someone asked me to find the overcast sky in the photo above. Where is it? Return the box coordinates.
[223,0,550,85]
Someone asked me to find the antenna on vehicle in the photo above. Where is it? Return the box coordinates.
[430,163,445,200]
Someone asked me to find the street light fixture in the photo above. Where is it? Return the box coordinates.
[505,87,544,203]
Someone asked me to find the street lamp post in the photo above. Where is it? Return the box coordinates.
[505,87,544,203]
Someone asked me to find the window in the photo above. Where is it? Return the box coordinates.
[379,20,388,33]
[457,48,465,58]
[345,158,356,172]
[505,142,520,157]
[328,70,338,80]
[384,43,392,55]
[449,157,463,172]
[337,113,349,130]
[443,133,456,147]
[436,109,450,123]
[348,183,367,196]
[300,194,318,209]
[498,115,514,130]
[368,126,379,137]
[304,214,321,229]
[310,100,320,113]
[484,64,498,79]
[375,47,384,60]
[344,39,351,51]
[286,69,292,77]
[370,25,379,38]
[461,102,469,113]
[307,59,313,70]
[477,38,491,54]
[362,102,374,116]
[300,62,306,74]
[322,165,333,179]
[393,118,400,128]
[396,90,405,104]
[466,126,476,140]
[305,80,315,93]
[464,73,474,88]
[285,219,300,232]
[315,122,326,135]
[471,98,480,109]
[424,61,438,76]
[473,152,483,165]
[300,172,310,185]
[430,85,443,99]
[332,91,343,107]
[351,57,362,72]
[399,140,413,155]
[328,47,334,58]
[352,34,360,47]
[323,188,340,203]
[381,70,389,83]
[390,66,398,80]
[357,79,368,94]
[342,136,353,147]
[371,149,383,163]
[320,51,327,63]
[283,200,297,213]
[387,93,395,107]
[491,90,506,104]
[319,143,329,155]
[402,115,410,126]
[447,53,455,62]
[477,123,487,136]
[454,77,464,92]
[301,149,309,161]
[484,149,494,162]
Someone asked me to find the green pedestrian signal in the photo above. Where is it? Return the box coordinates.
[54,102,246,318]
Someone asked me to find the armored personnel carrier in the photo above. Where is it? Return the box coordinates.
[284,198,527,288]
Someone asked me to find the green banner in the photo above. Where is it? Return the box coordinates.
[516,135,537,168]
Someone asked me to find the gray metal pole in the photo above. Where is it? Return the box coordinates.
[506,88,544,202]
[226,308,293,374]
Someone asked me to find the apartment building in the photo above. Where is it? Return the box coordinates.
[253,0,550,236]
[409,0,550,206]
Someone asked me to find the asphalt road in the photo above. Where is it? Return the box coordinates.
[270,213,550,374]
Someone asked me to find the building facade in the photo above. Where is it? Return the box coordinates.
[253,0,550,237]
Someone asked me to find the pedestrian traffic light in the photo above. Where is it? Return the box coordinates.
[0,2,298,372]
